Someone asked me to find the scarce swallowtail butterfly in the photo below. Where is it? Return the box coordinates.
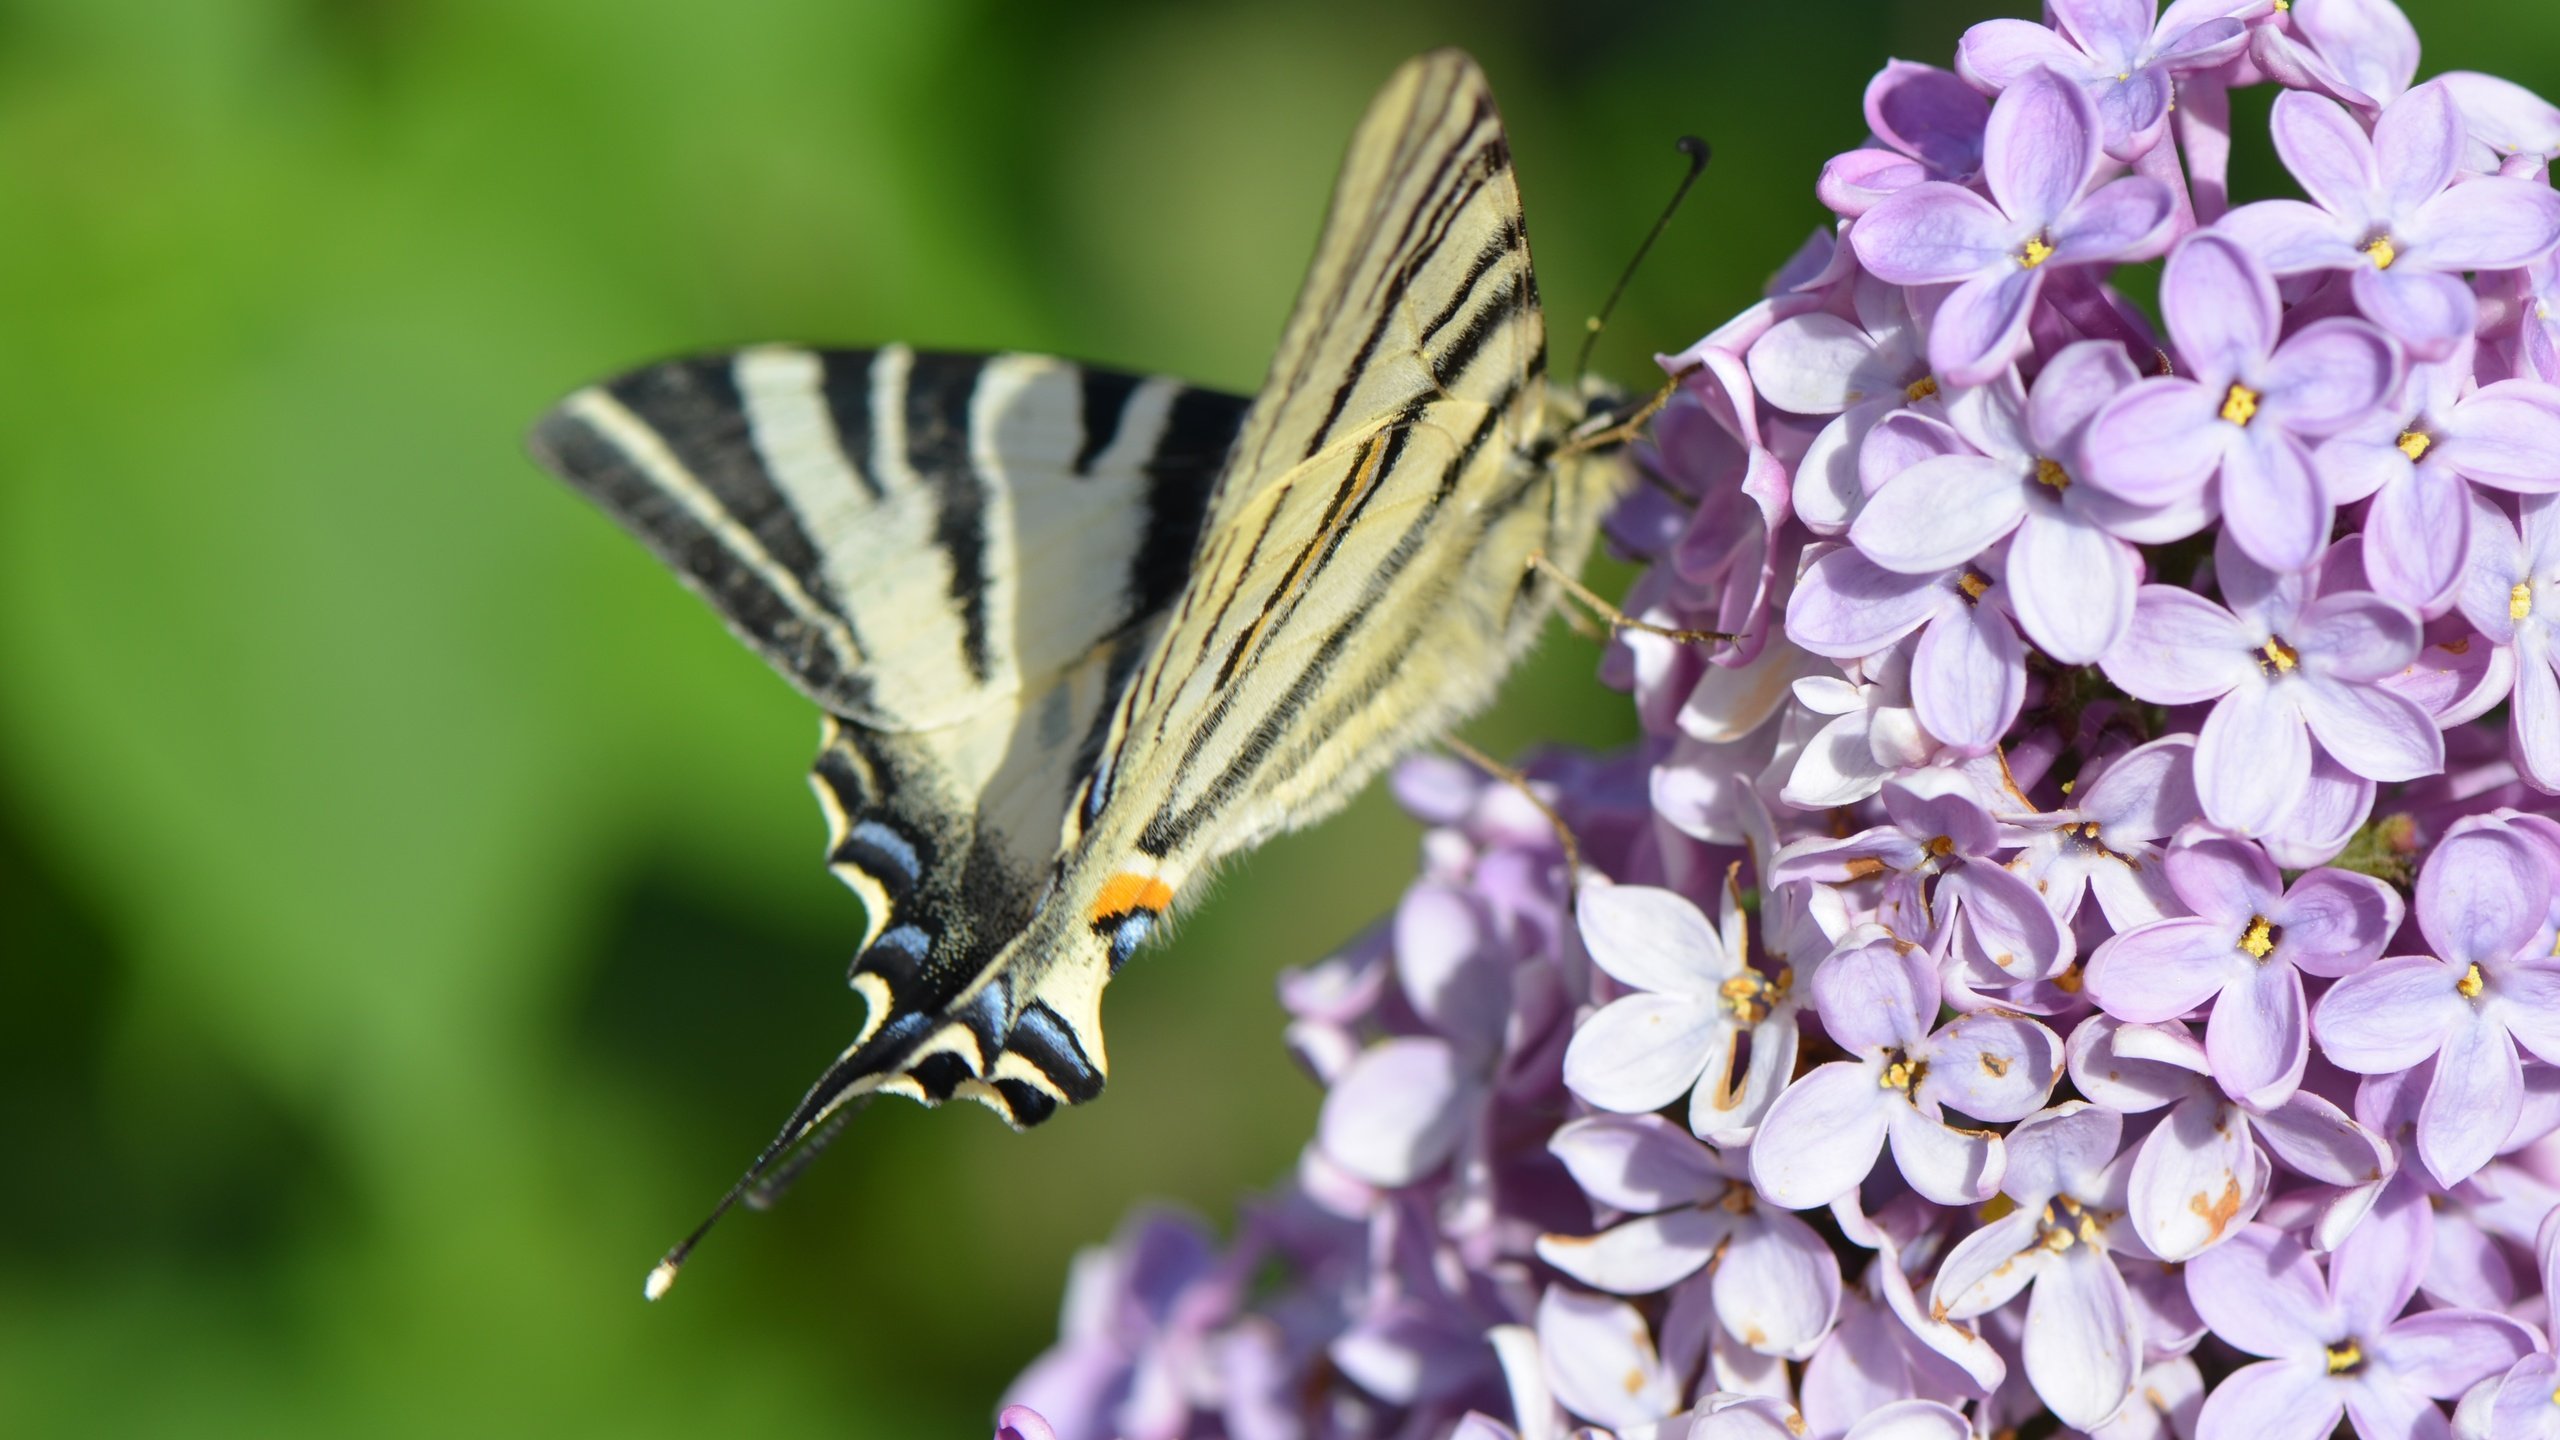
[530,48,1676,1298]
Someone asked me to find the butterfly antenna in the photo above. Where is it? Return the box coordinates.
[1571,135,1711,386]
[642,1093,875,1302]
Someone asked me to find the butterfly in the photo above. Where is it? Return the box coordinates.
[529,48,1662,1296]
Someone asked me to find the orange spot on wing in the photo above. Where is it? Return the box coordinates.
[1089,872,1175,925]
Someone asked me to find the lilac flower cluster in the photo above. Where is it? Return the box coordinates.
[1000,4,2560,1437]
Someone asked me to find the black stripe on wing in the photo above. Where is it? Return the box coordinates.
[899,352,998,685]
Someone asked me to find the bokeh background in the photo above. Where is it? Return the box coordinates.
[4,1,2556,1435]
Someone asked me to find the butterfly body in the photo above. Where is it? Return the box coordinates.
[530,50,1634,1250]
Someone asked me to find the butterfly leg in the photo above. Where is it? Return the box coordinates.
[1526,552,1735,648]
[1441,734,1585,882]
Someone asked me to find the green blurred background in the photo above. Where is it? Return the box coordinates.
[3,1,2554,1435]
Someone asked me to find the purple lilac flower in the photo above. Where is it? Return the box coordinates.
[1929,1103,2145,1427]
[1538,1114,1840,1358]
[2069,1013,2388,1259]
[2460,493,2560,789]
[1748,937,2059,1207]
[2221,81,2560,358]
[2084,232,2403,570]
[2318,350,2560,607]
[1771,768,2068,993]
[1957,0,2252,161]
[2186,1185,2535,1440]
[1785,542,2026,756]
[1820,62,1989,217]
[1848,339,2187,662]
[2441,71,2560,173]
[2249,0,2419,113]
[2315,820,2560,1186]
[2100,537,2438,834]
[1562,880,1797,1143]
[1852,66,2175,386]
[1001,6,2560,1437]
[2002,735,2199,931]
[2085,833,2400,1106]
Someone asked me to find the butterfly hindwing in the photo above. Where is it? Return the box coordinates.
[530,346,1247,1109]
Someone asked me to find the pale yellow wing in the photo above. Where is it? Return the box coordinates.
[1205,48,1550,537]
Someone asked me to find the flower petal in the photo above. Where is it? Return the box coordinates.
[2025,1244,2143,1429]
[2132,1096,2266,1260]
[2162,233,2280,381]
[1851,454,2031,574]
[1885,1103,2004,1204]
[2292,675,2445,784]
[1929,267,2046,388]
[2051,176,2177,264]
[2361,463,2471,607]
[1853,182,2017,285]
[1578,882,1728,997]
[1563,992,1724,1115]
[2260,318,2404,437]
[2007,509,2137,663]
[2216,198,2363,274]
[2100,587,2255,703]
[2312,956,2466,1073]
[2206,958,2309,1108]
[2381,1309,2541,1399]
[2270,90,2381,224]
[1785,546,1945,658]
[2372,80,2464,222]
[1747,1061,1892,1209]
[1537,1207,1731,1295]
[1547,1113,1723,1213]
[2197,682,2314,835]
[1921,1012,2062,1121]
[2404,173,2560,271]
[2350,265,2478,363]
[2217,431,2333,573]
[1959,17,2089,91]
[1320,1037,1479,1186]
[2185,1224,2334,1357]
[1934,1205,2048,1318]
[2192,1359,2343,1440]
[1985,66,2099,228]
[1713,1211,1843,1358]
[1912,599,2025,755]
[2087,917,2242,1023]
[2085,378,2230,505]
[2270,867,2404,978]
[2418,1016,2523,1187]
[2418,823,2551,967]
[1538,1287,1680,1432]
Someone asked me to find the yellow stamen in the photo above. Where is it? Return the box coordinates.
[2364,234,2398,270]
[2220,382,2261,425]
[1880,1058,1924,1093]
[2326,1339,2364,1375]
[1906,375,1940,403]
[1957,569,1991,602]
[1980,1194,2018,1222]
[2515,582,2536,623]
[2041,1224,2077,1252]
[2397,429,2432,462]
[2260,637,2299,674]
[2035,457,2071,491]
[2020,234,2056,269]
[2239,915,2277,960]
[1719,1186,1755,1214]
[1925,835,1957,858]
[2459,963,2486,999]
